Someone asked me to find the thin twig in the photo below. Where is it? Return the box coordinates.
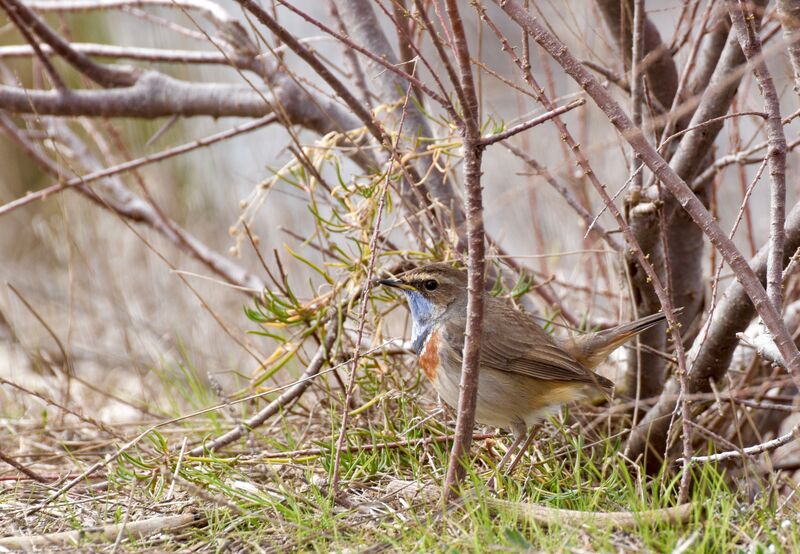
[0,115,277,217]
[330,80,415,495]
[478,98,585,146]
[0,449,49,483]
[687,419,800,463]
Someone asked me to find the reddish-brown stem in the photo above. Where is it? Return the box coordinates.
[442,0,486,502]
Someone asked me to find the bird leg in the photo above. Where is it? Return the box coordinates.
[505,424,540,475]
[495,432,527,472]
[488,421,530,488]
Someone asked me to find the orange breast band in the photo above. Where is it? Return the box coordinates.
[419,329,440,382]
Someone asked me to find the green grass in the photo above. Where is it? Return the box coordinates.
[2,342,799,552]
[86,422,795,552]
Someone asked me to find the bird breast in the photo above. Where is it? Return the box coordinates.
[418,328,441,382]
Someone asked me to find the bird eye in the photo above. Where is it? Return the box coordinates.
[423,279,438,291]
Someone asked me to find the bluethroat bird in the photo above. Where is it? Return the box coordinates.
[379,263,668,472]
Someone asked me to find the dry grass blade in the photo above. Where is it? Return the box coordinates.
[0,513,205,550]
[486,498,695,529]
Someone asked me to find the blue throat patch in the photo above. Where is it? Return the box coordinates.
[403,290,436,354]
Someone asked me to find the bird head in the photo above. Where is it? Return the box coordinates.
[378,263,467,328]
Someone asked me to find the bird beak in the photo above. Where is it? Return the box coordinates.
[377,278,414,291]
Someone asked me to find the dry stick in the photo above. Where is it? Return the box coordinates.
[655,186,693,503]
[329,82,415,496]
[442,0,486,502]
[0,448,49,483]
[0,115,277,217]
[495,0,800,383]
[628,0,652,470]
[0,513,204,550]
[0,73,282,118]
[486,498,694,528]
[658,111,768,152]
[630,0,645,197]
[25,0,235,25]
[256,433,498,460]
[687,417,800,463]
[478,98,585,146]
[0,42,243,64]
[727,0,787,313]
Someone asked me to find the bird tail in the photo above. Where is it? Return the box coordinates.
[558,310,678,371]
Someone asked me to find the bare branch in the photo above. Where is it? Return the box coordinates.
[687,418,800,463]
[495,0,800,381]
[727,0,788,312]
[24,0,234,25]
[627,201,800,462]
[1,0,137,87]
[0,71,360,131]
[0,42,244,65]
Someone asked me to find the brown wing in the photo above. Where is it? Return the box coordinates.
[444,296,612,389]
